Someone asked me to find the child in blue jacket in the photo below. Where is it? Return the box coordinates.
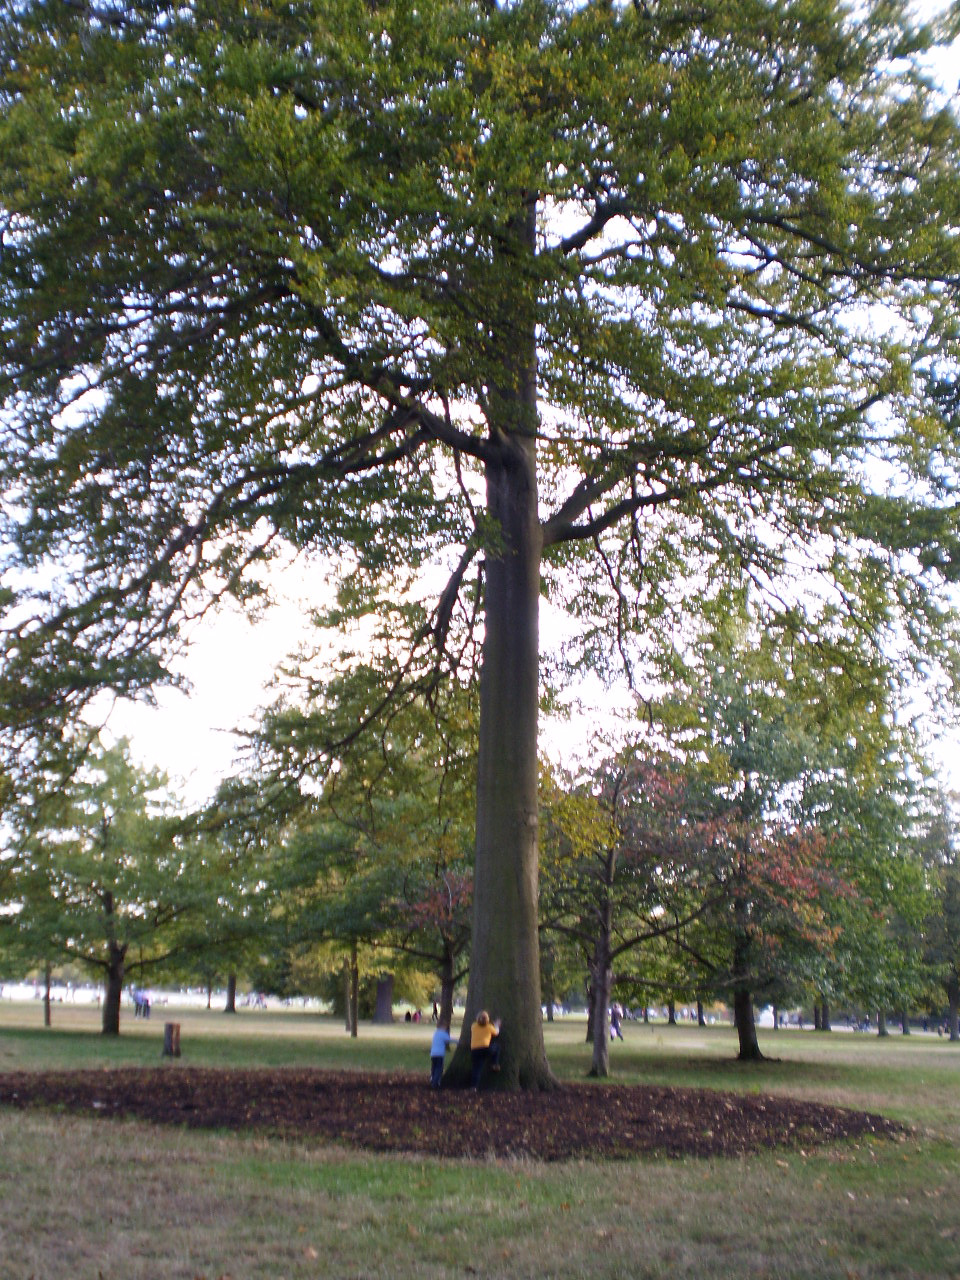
[430,1022,453,1087]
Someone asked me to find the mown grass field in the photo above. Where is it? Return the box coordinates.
[1,1000,958,1279]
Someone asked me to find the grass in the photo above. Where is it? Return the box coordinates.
[1,1000,959,1279]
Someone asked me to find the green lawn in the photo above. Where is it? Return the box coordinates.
[1,1001,958,1279]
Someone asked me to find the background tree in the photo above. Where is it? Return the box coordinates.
[806,765,931,1035]
[921,789,960,1040]
[146,773,292,1012]
[251,663,477,1032]
[3,0,960,1086]
[8,739,197,1034]
[655,601,911,1059]
[540,751,718,1076]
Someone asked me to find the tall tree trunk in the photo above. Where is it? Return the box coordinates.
[900,1006,910,1035]
[224,973,237,1014]
[343,961,352,1033]
[947,975,959,1042]
[542,944,555,1023]
[588,964,612,1078]
[667,1000,677,1026]
[813,1003,822,1032]
[734,987,763,1061]
[206,979,212,1010]
[101,942,125,1036]
[877,1009,889,1037]
[373,974,394,1024]
[821,998,832,1032]
[43,960,52,1028]
[733,926,762,1061]
[101,890,125,1036]
[439,947,456,1029]
[697,999,705,1027]
[349,944,359,1039]
[453,208,552,1091]
[588,917,613,1078]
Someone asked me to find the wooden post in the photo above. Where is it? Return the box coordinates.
[162,1022,181,1058]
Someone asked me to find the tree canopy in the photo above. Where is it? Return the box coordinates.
[2,0,960,1085]
[6,738,197,1033]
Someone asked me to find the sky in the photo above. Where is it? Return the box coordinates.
[99,540,960,809]
[101,574,634,806]
[100,563,326,805]
[102,603,301,804]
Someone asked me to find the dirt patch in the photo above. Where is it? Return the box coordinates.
[0,1067,902,1161]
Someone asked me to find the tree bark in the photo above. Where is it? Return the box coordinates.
[43,960,52,1029]
[667,1000,677,1026]
[439,947,456,1029]
[732,924,762,1060]
[224,973,237,1014]
[591,967,611,1080]
[877,1009,889,1037]
[734,986,763,1061]
[452,207,553,1091]
[948,976,959,1042]
[591,921,611,1080]
[697,999,705,1027]
[373,974,394,1024]
[348,944,359,1039]
[101,942,125,1035]
[100,890,125,1036]
[900,1006,910,1035]
[542,944,555,1023]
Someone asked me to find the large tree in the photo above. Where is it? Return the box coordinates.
[2,0,960,1087]
[540,752,718,1076]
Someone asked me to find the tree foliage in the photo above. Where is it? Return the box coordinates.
[920,789,960,1038]
[6,738,199,1033]
[540,750,718,1074]
[248,663,477,1027]
[652,598,927,1057]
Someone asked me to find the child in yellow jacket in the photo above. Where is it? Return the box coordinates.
[470,1010,501,1088]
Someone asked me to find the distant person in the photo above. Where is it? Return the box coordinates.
[610,1002,624,1041]
[432,1002,439,1024]
[470,1010,501,1090]
[429,1022,453,1088]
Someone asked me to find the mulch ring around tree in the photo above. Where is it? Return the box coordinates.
[0,1067,904,1161]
